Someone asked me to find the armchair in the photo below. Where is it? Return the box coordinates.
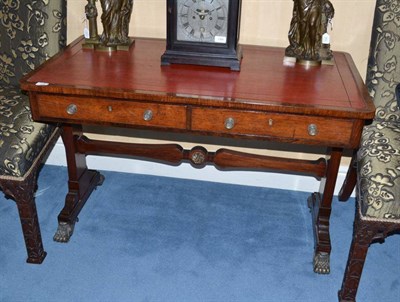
[0,1,66,263]
[338,0,400,301]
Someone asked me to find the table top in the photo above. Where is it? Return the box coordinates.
[21,36,375,120]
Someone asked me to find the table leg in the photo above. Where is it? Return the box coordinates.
[308,147,342,274]
[54,125,104,243]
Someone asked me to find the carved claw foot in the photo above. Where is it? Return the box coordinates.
[313,251,330,274]
[53,221,76,243]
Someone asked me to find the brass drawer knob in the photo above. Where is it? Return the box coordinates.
[143,109,153,121]
[308,124,318,136]
[66,104,77,115]
[224,117,235,130]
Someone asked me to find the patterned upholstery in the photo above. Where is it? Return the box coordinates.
[0,0,66,179]
[358,120,400,221]
[357,0,400,221]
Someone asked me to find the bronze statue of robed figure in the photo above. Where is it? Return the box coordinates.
[83,0,135,51]
[285,0,335,65]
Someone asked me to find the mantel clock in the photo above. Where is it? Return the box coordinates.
[161,0,242,70]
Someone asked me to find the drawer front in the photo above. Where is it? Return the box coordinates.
[191,108,354,146]
[35,95,187,129]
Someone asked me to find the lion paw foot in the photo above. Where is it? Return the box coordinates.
[53,221,75,243]
[314,252,330,274]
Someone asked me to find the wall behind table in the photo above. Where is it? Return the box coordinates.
[56,0,375,194]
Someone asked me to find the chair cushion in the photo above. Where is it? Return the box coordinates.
[0,0,66,87]
[0,85,57,179]
[357,120,400,221]
[366,0,400,122]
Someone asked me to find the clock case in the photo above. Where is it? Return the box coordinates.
[161,0,242,71]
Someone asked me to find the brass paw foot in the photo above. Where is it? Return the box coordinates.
[314,251,330,274]
[53,221,76,243]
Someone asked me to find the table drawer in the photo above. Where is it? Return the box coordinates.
[191,108,354,145]
[35,95,187,129]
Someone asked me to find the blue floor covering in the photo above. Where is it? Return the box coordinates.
[1,165,399,302]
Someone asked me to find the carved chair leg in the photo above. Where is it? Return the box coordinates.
[338,152,357,202]
[15,193,47,264]
[338,214,374,302]
[1,173,47,264]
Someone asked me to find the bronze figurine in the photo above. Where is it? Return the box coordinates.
[320,0,335,62]
[83,0,134,51]
[285,0,334,65]
[83,0,100,48]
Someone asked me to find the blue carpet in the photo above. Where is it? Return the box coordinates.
[0,165,399,302]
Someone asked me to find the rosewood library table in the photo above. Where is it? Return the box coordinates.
[21,36,375,273]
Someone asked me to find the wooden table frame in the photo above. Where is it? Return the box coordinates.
[21,37,375,273]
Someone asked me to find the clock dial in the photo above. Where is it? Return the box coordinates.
[177,0,229,43]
